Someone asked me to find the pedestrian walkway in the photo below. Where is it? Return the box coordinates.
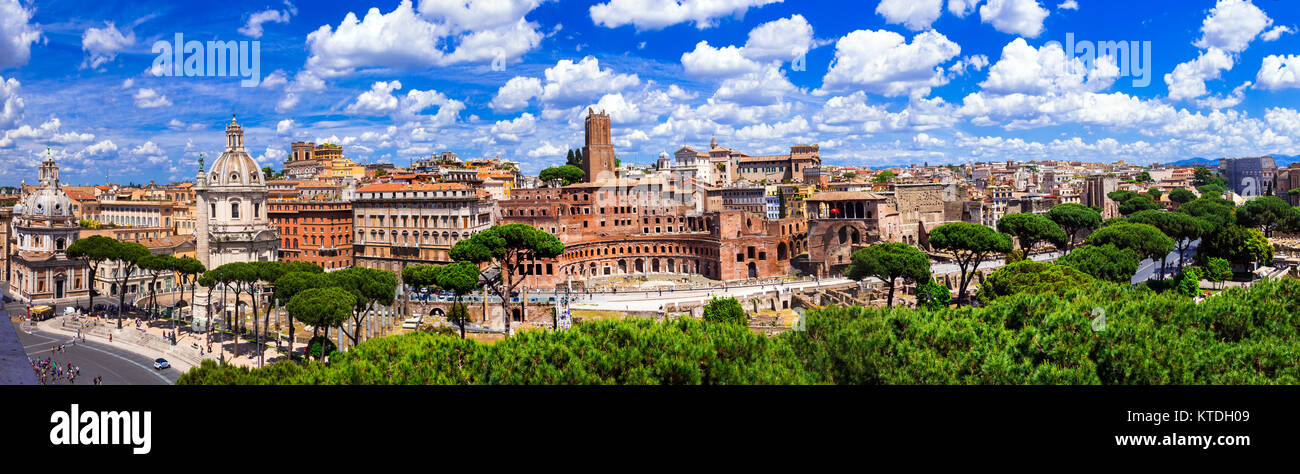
[34,313,292,372]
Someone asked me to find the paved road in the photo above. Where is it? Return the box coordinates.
[1132,239,1202,285]
[15,325,177,385]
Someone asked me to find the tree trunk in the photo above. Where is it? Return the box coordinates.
[287,311,295,361]
[457,299,466,339]
[233,289,242,359]
[956,262,971,305]
[886,279,896,308]
[116,271,128,329]
[501,265,514,336]
[252,290,260,368]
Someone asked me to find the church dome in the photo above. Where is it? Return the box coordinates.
[209,150,262,187]
[23,191,72,217]
[206,115,264,187]
[19,156,73,218]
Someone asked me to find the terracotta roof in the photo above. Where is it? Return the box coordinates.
[357,182,471,193]
[132,235,196,249]
[64,189,96,201]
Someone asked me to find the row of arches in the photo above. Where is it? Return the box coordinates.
[359,229,474,246]
[564,241,719,260]
[562,257,717,279]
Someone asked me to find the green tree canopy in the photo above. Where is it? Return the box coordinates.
[1127,210,1210,273]
[136,254,177,312]
[450,223,564,335]
[996,212,1067,251]
[437,262,483,337]
[538,165,586,185]
[844,242,930,308]
[928,221,1014,304]
[1177,195,1236,232]
[328,267,399,345]
[180,278,1300,385]
[1236,196,1297,237]
[1057,244,1140,283]
[287,287,355,360]
[872,170,896,183]
[1196,184,1227,198]
[67,235,120,304]
[1045,203,1102,250]
[1204,257,1232,289]
[1192,166,1226,188]
[272,270,333,355]
[916,278,952,310]
[1083,223,1175,264]
[977,261,1094,305]
[109,241,151,328]
[1201,225,1272,269]
[1108,190,1138,204]
[702,297,747,326]
[1168,188,1197,205]
[1175,267,1202,297]
[1119,195,1161,216]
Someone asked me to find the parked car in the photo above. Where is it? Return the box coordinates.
[153,358,170,370]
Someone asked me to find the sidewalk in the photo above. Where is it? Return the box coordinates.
[33,314,294,373]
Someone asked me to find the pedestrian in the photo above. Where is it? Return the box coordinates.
[108,333,112,343]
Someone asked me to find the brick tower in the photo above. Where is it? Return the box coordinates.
[581,108,616,182]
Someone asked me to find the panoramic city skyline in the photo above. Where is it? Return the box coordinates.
[1,0,1299,187]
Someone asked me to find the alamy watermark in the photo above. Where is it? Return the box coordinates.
[151,33,261,87]
[49,404,152,454]
[1091,307,1106,332]
[1045,33,1152,87]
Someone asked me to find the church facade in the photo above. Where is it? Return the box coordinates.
[8,154,91,306]
[191,116,279,328]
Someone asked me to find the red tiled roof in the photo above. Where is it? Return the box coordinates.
[357,182,471,193]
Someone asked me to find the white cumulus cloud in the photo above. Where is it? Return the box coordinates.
[1195,0,1272,53]
[81,22,134,69]
[821,29,961,98]
[590,0,782,30]
[0,0,42,69]
[1255,54,1300,91]
[133,88,172,108]
[980,0,1049,38]
[876,0,945,31]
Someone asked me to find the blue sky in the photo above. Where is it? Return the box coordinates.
[1,0,1299,186]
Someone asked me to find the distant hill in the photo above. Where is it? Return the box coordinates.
[1166,155,1300,167]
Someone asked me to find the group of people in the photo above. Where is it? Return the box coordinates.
[29,356,97,385]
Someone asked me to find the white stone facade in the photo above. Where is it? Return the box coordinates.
[191,116,279,327]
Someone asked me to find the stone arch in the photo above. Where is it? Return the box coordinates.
[777,242,788,260]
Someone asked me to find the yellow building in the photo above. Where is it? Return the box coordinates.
[476,167,517,199]
[327,157,365,179]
